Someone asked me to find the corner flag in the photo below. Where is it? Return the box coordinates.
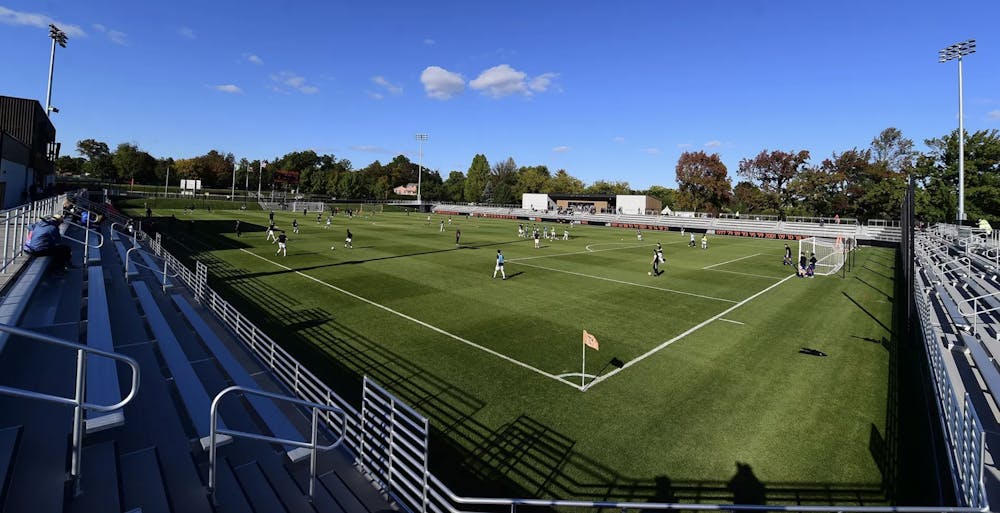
[583,330,599,351]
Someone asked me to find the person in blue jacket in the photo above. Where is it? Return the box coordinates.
[24,214,72,272]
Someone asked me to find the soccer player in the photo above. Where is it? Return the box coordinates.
[689,232,696,247]
[266,222,277,242]
[563,228,569,240]
[701,234,708,250]
[783,244,792,266]
[493,249,507,279]
[448,217,453,225]
[534,228,541,249]
[325,216,332,229]
[345,228,353,248]
[235,219,242,238]
[807,252,817,278]
[292,218,299,234]
[316,212,322,223]
[440,220,445,232]
[275,231,288,257]
[637,229,643,241]
[651,247,660,277]
[269,210,274,223]
[657,242,665,265]
[455,229,461,247]
[518,224,524,238]
[798,252,807,277]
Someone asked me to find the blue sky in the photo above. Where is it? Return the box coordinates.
[1,0,998,189]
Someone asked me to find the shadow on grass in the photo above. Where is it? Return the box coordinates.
[842,291,893,335]
[855,276,893,301]
[154,218,896,507]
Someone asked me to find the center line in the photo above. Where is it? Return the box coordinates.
[510,261,737,303]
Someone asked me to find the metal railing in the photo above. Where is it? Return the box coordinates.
[59,218,105,265]
[207,385,346,503]
[124,245,178,293]
[0,322,140,495]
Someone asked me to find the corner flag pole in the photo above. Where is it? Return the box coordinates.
[582,330,599,390]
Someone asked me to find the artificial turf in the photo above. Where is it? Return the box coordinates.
[125,202,907,505]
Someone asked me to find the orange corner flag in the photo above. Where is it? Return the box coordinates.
[583,330,599,351]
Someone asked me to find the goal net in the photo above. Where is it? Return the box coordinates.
[798,236,855,275]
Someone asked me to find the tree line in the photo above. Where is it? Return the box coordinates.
[55,126,1000,222]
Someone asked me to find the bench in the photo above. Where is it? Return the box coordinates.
[114,241,139,278]
[84,266,125,433]
[934,284,971,332]
[0,256,51,355]
[132,281,229,450]
[171,294,307,461]
[963,333,1000,407]
[138,249,173,289]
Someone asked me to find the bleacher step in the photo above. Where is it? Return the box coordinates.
[85,265,124,433]
[327,449,395,512]
[0,425,22,503]
[232,460,287,513]
[69,441,120,513]
[212,458,254,513]
[288,461,346,513]
[319,468,369,513]
[119,447,170,513]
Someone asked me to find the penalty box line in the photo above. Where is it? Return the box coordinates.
[584,274,795,391]
[238,249,581,390]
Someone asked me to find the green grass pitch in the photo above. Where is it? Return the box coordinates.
[129,204,900,504]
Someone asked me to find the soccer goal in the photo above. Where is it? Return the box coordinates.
[798,235,856,275]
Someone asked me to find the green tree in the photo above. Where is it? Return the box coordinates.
[915,129,1000,223]
[489,157,518,205]
[642,185,676,210]
[442,171,466,202]
[674,151,732,214]
[464,154,490,203]
[513,165,552,196]
[550,169,584,193]
[112,143,157,185]
[54,155,85,175]
[584,180,631,195]
[737,149,810,215]
[76,139,114,179]
[732,181,767,213]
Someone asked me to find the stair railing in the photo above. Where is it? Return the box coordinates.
[0,322,140,496]
[208,385,346,504]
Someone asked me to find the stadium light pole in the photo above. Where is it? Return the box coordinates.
[939,39,976,222]
[45,24,68,118]
[415,134,428,204]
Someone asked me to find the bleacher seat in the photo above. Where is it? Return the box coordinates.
[84,265,124,433]
[0,256,50,355]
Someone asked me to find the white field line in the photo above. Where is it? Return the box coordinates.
[702,252,761,269]
[239,249,580,389]
[704,268,786,280]
[584,274,795,391]
[718,318,745,325]
[507,243,650,262]
[510,261,738,304]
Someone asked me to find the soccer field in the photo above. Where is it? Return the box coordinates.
[138,204,900,504]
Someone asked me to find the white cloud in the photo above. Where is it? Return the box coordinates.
[423,38,436,46]
[179,27,196,40]
[367,91,384,100]
[270,71,319,94]
[644,148,661,155]
[245,54,263,65]
[420,66,465,100]
[0,7,86,37]
[470,64,525,97]
[470,64,559,98]
[676,143,692,149]
[612,136,625,144]
[704,140,722,148]
[989,110,1000,121]
[371,76,402,95]
[553,146,570,153]
[213,84,242,94]
[92,23,127,45]
[528,72,558,93]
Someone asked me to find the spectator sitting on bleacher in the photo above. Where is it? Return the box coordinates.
[24,214,73,274]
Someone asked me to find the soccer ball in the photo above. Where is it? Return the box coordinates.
[330,246,336,250]
[647,272,652,276]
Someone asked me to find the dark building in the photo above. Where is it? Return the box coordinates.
[0,95,56,208]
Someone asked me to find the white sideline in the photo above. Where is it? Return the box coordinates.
[239,249,581,389]
[511,261,738,304]
[718,318,745,325]
[702,253,761,269]
[584,274,795,391]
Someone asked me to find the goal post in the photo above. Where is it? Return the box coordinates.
[798,236,855,275]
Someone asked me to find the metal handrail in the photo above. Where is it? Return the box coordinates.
[0,322,140,495]
[59,218,105,265]
[208,385,346,504]
[124,246,179,292]
[427,472,986,513]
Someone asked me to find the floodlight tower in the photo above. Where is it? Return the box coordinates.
[415,134,428,204]
[939,39,976,222]
[45,24,68,117]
